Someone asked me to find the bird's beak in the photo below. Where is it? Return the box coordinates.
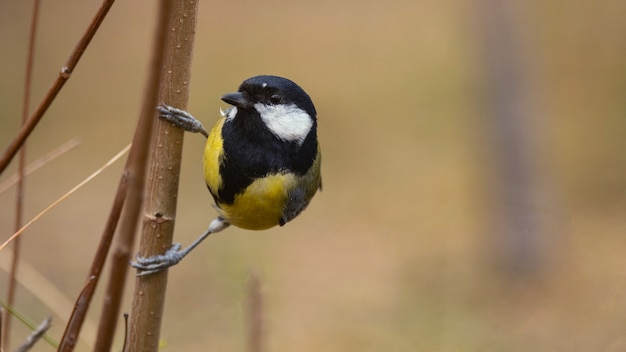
[221,92,251,109]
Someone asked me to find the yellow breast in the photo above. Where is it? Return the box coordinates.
[203,117,297,230]
[219,173,296,230]
[203,117,225,194]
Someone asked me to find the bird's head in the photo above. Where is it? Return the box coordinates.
[221,75,317,145]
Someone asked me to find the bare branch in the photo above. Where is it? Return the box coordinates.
[92,0,182,349]
[0,0,116,175]
[128,0,200,350]
[16,317,52,352]
[2,0,40,349]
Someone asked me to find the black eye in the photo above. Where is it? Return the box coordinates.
[269,94,282,104]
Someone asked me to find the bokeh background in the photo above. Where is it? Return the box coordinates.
[1,0,626,351]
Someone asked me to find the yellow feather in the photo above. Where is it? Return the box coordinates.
[203,117,225,197]
[203,117,321,231]
[221,173,296,230]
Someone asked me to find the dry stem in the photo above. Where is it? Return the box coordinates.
[0,0,115,175]
[90,4,172,351]
[16,316,52,352]
[3,1,40,349]
[127,0,199,350]
[57,171,129,351]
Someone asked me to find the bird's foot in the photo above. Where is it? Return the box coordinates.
[157,103,208,137]
[131,243,186,276]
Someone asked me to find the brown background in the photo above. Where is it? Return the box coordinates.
[1,0,625,351]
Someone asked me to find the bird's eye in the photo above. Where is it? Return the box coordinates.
[269,94,282,104]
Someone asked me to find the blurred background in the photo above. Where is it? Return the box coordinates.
[1,0,626,351]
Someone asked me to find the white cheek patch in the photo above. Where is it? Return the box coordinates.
[220,106,238,120]
[254,103,313,145]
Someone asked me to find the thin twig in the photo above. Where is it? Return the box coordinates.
[127,0,199,350]
[3,1,40,349]
[0,145,130,252]
[16,316,52,352]
[56,171,129,352]
[55,273,98,352]
[0,299,58,349]
[0,0,116,175]
[0,307,3,349]
[0,138,81,194]
[0,252,76,348]
[121,313,129,352]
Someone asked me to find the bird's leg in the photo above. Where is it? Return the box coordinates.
[157,103,209,138]
[131,217,230,276]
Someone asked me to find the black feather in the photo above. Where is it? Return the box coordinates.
[216,75,318,205]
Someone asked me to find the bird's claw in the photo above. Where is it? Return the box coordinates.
[156,103,208,136]
[131,243,185,276]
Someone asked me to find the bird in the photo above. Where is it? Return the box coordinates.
[132,75,321,275]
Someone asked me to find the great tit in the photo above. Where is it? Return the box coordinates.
[132,75,321,275]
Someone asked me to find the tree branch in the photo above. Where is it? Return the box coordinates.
[127,0,199,350]
[90,1,175,350]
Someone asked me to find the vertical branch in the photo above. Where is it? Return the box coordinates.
[91,1,173,351]
[128,0,199,350]
[478,0,546,275]
[0,307,3,349]
[3,1,41,350]
[248,272,264,352]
